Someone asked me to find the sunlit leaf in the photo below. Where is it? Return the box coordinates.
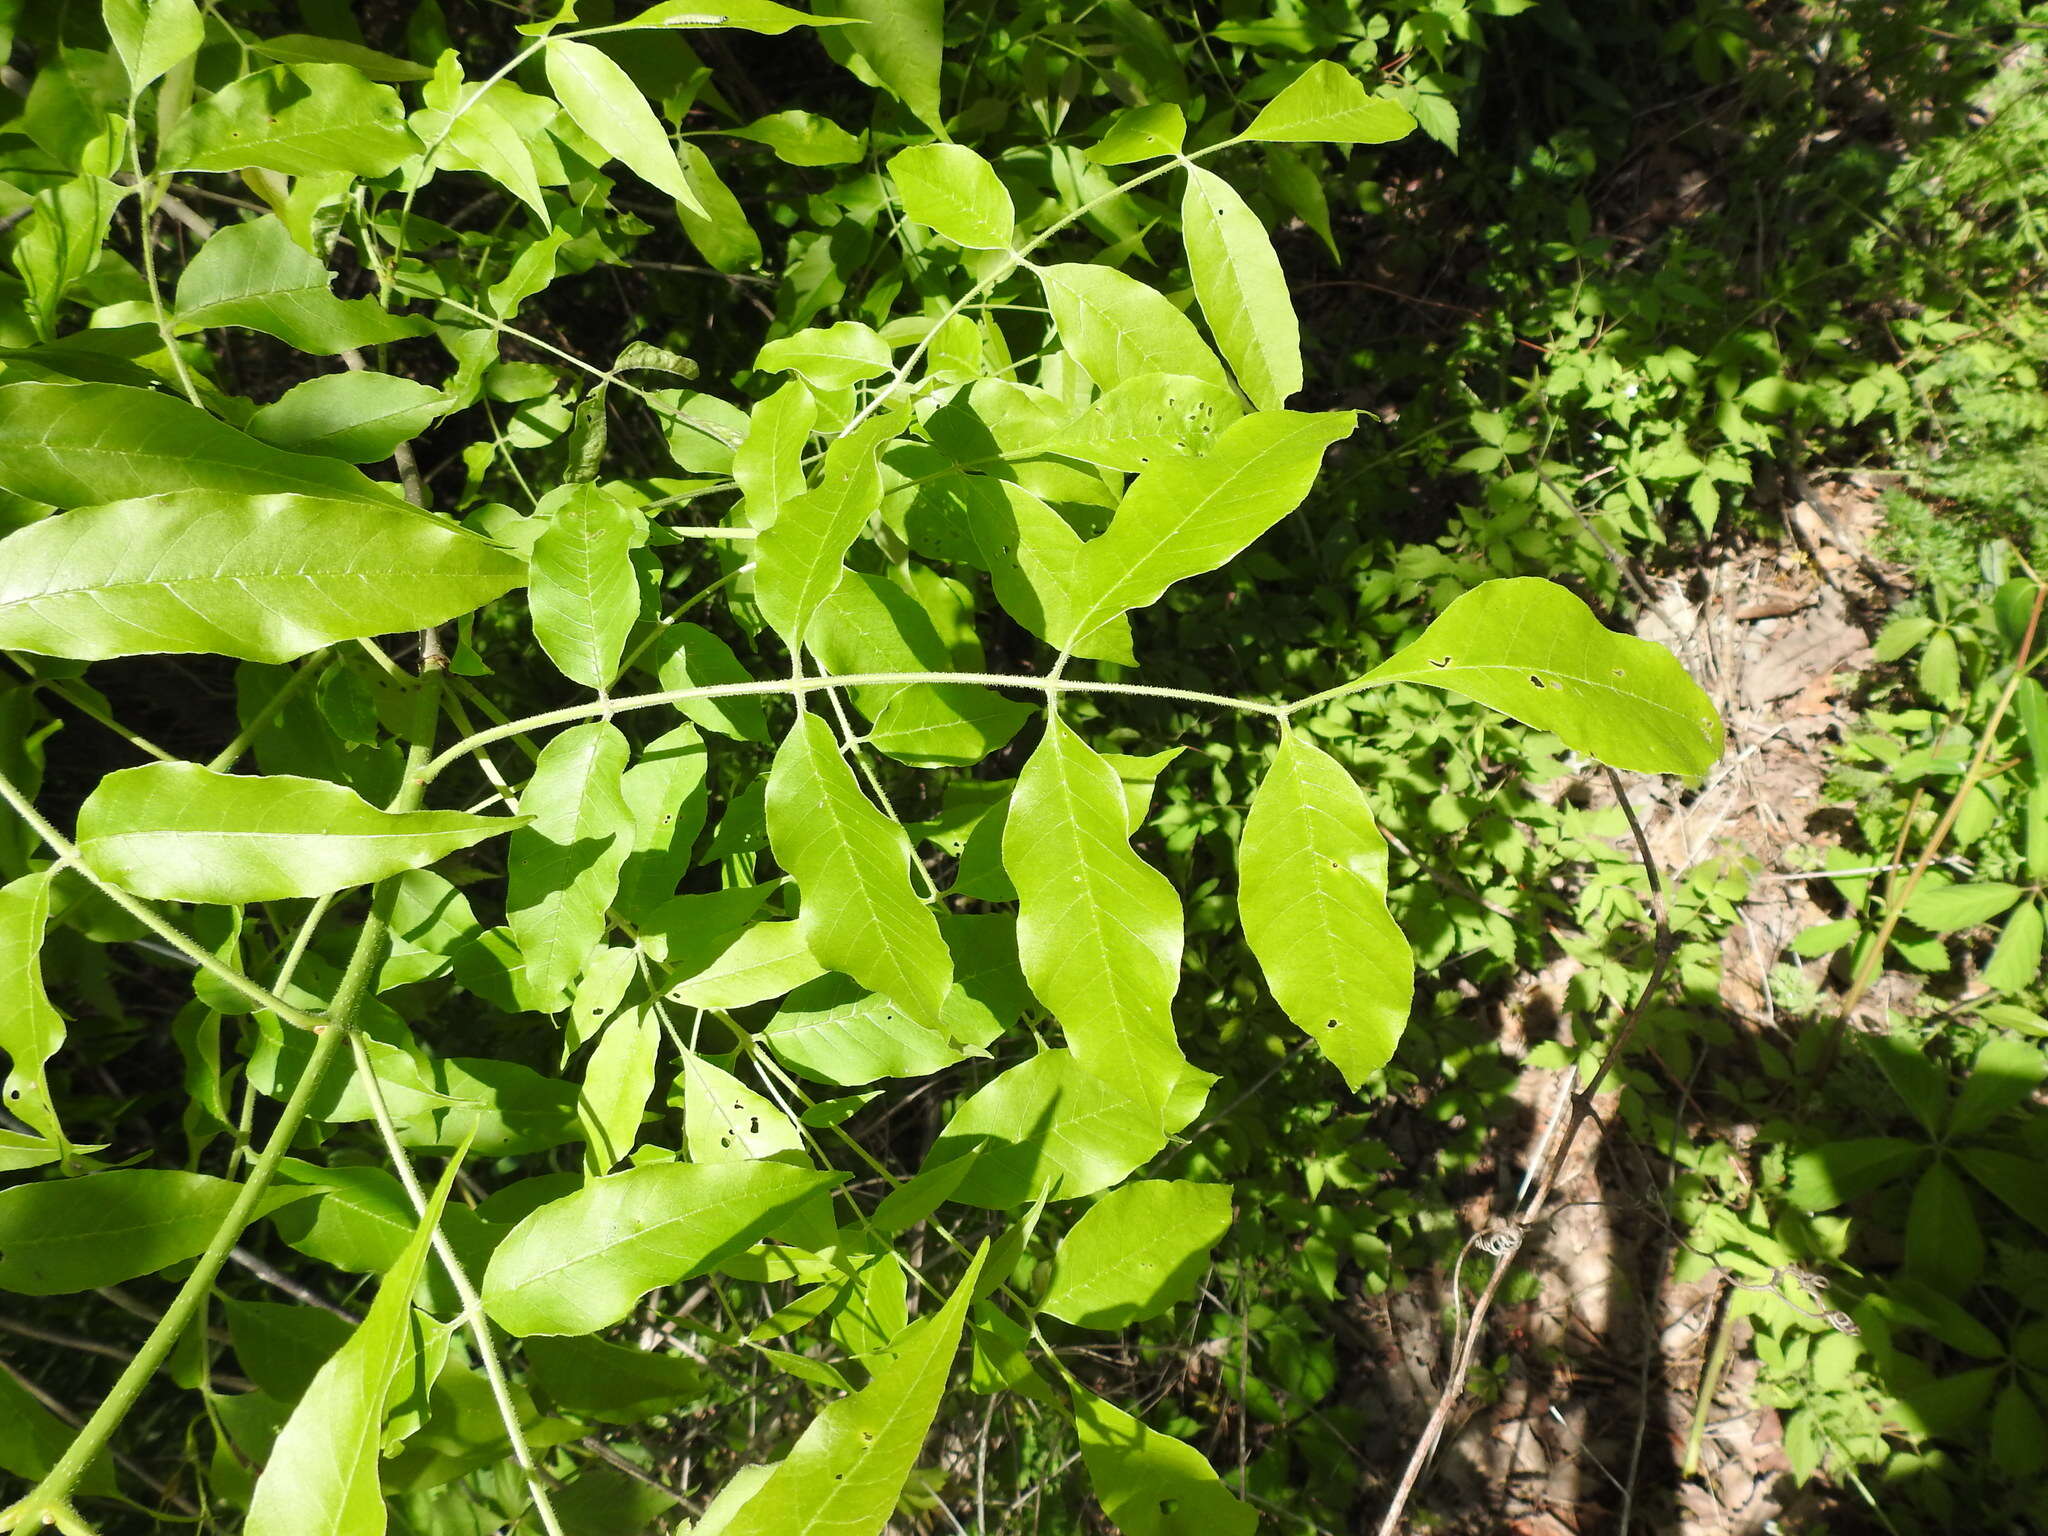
[766,713,952,1030]
[1182,165,1301,411]
[754,411,901,649]
[1238,731,1412,1087]
[175,215,429,354]
[1361,578,1725,775]
[1071,1385,1257,1536]
[0,381,393,506]
[507,723,634,1012]
[482,1159,841,1335]
[246,1156,459,1536]
[545,38,706,215]
[828,0,943,131]
[718,1245,987,1536]
[1005,716,1207,1128]
[76,763,517,904]
[1038,263,1227,392]
[0,873,68,1152]
[162,64,418,176]
[890,144,1013,249]
[248,371,448,462]
[1040,1180,1231,1329]
[1242,60,1416,145]
[528,484,643,691]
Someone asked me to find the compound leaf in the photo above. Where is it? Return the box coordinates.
[1238,731,1411,1087]
[75,762,515,904]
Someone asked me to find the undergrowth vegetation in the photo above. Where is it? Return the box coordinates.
[0,2,2045,1534]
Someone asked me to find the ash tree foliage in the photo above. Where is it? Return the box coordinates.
[0,2,1720,1533]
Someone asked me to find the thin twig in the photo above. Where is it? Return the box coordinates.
[1375,766,1675,1535]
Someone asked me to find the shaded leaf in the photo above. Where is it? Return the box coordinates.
[0,1169,302,1294]
[506,723,634,1012]
[529,484,643,691]
[248,371,448,462]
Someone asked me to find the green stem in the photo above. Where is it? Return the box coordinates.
[0,674,447,1533]
[422,669,1289,781]
[0,768,328,1033]
[206,652,330,772]
[0,1025,345,1535]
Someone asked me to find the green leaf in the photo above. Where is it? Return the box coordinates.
[1005,716,1206,1128]
[162,64,419,176]
[733,378,817,527]
[808,571,1031,767]
[1089,104,1186,165]
[0,874,67,1152]
[1905,1159,1982,1294]
[1072,1385,1257,1536]
[927,1049,1172,1208]
[645,622,770,740]
[1239,731,1412,1087]
[75,762,517,904]
[529,484,643,691]
[756,322,893,392]
[718,1245,987,1536]
[1361,578,1725,776]
[0,492,524,663]
[1038,263,1227,393]
[246,1155,460,1536]
[576,1005,659,1173]
[1059,409,1354,648]
[1040,1180,1231,1329]
[0,382,393,506]
[545,39,706,215]
[416,64,556,223]
[890,144,1014,249]
[1182,165,1301,412]
[482,1159,841,1335]
[12,177,119,343]
[728,110,863,166]
[830,0,943,131]
[1243,60,1416,144]
[617,0,860,34]
[507,723,635,1012]
[245,34,436,82]
[522,1334,708,1424]
[1984,898,2045,995]
[765,973,971,1085]
[1957,1147,2048,1238]
[678,1050,807,1163]
[1903,879,2024,933]
[248,371,448,462]
[0,1169,299,1293]
[1056,373,1244,473]
[176,215,428,355]
[754,411,899,649]
[766,713,953,1030]
[103,0,204,90]
[616,722,711,919]
[667,920,827,1011]
[1783,1137,1925,1211]
[677,141,763,272]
